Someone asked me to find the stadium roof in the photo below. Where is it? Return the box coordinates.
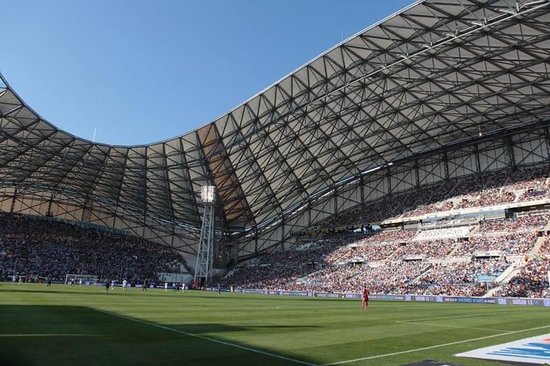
[1,0,549,253]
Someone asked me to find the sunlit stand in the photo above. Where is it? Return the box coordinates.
[194,186,215,288]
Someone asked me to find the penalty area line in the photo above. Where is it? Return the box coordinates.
[395,320,508,333]
[395,311,509,323]
[0,333,102,337]
[96,309,318,366]
[321,323,550,366]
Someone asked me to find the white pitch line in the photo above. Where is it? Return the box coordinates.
[96,309,318,366]
[0,333,102,337]
[395,321,509,333]
[395,311,509,323]
[321,324,550,366]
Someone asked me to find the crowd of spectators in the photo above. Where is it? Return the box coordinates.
[494,257,550,298]
[474,214,549,233]
[452,233,537,256]
[392,239,456,259]
[3,165,550,298]
[319,165,550,229]
[217,239,347,290]
[227,256,510,297]
[0,213,186,283]
[220,209,549,297]
[540,237,550,254]
[324,242,399,264]
[322,230,416,264]
[402,258,509,296]
[289,261,431,294]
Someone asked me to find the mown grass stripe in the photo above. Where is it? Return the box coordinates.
[96,308,319,366]
[322,324,550,365]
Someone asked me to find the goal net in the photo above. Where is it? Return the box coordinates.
[65,274,99,286]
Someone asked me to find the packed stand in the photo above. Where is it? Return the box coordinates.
[320,165,550,230]
[0,213,186,283]
[218,238,350,290]
[452,233,537,256]
[290,261,430,294]
[494,257,550,298]
[392,239,456,259]
[473,214,550,233]
[402,258,508,296]
[222,164,550,297]
[540,237,550,254]
[222,214,548,297]
[323,230,415,264]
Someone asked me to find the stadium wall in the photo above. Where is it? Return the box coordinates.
[228,288,550,307]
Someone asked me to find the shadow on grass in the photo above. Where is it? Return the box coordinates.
[0,285,347,303]
[0,285,206,297]
[0,305,320,366]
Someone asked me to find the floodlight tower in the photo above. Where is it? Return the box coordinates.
[194,185,216,288]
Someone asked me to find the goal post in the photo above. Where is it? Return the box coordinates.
[65,274,99,285]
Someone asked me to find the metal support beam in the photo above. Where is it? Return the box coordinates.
[194,204,215,288]
[194,186,216,287]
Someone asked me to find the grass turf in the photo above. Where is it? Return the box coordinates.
[0,283,548,366]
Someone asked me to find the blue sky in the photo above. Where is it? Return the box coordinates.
[3,0,413,146]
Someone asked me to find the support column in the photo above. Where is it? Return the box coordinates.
[194,186,216,288]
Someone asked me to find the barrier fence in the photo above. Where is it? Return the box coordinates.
[218,288,550,307]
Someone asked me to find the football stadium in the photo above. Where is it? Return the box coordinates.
[1,0,550,365]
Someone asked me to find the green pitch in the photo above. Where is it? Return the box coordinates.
[0,284,548,366]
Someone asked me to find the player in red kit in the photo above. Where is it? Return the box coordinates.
[361,287,369,310]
